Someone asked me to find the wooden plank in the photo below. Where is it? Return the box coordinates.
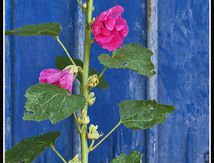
[5,0,14,150]
[72,0,85,157]
[87,0,147,162]
[5,0,149,162]
[8,0,79,162]
[146,0,159,162]
[158,0,209,162]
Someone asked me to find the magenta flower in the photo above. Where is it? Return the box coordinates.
[92,5,129,51]
[39,69,74,94]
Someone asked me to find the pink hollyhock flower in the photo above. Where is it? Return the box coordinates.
[92,5,129,51]
[39,69,74,94]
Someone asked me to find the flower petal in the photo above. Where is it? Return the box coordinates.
[100,23,111,36]
[104,17,116,31]
[109,5,124,17]
[115,17,127,31]
[39,69,61,83]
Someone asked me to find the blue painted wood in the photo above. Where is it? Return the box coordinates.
[146,0,159,162]
[158,0,209,163]
[88,1,147,162]
[72,0,85,157]
[5,0,80,162]
[5,0,14,150]
[5,0,209,162]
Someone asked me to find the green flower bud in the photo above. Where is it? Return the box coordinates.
[78,109,90,125]
[83,2,87,9]
[92,5,95,11]
[87,74,99,88]
[88,92,96,106]
[87,124,103,140]
[88,97,96,106]
[63,65,79,74]
[68,154,81,163]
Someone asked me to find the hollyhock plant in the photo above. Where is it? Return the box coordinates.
[92,5,129,51]
[39,69,74,94]
[5,1,175,163]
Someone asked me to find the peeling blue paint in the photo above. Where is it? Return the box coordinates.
[5,0,209,163]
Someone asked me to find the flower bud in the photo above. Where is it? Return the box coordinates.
[88,92,96,106]
[92,5,95,11]
[68,155,81,163]
[78,109,90,125]
[63,65,79,74]
[87,124,103,140]
[87,74,99,88]
[83,2,87,9]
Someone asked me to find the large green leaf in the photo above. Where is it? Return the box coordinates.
[119,100,175,130]
[98,44,156,77]
[111,151,142,163]
[5,132,60,163]
[5,23,61,36]
[23,83,86,124]
[56,55,109,89]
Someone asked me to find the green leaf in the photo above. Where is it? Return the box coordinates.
[111,150,143,163]
[23,83,86,124]
[56,55,83,69]
[5,23,61,36]
[5,132,60,163]
[118,100,175,130]
[98,44,156,77]
[56,55,109,89]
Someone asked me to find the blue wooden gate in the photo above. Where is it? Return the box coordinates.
[5,0,209,162]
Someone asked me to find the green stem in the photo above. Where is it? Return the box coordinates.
[98,66,108,79]
[80,0,94,163]
[51,144,67,163]
[88,140,95,150]
[55,36,76,66]
[89,121,121,152]
[74,113,82,134]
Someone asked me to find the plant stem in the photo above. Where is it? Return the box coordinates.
[51,144,67,163]
[74,113,82,134]
[81,0,94,162]
[55,36,76,66]
[89,121,121,152]
[98,66,108,79]
[88,140,95,150]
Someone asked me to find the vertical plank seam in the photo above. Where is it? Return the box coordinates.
[11,0,15,147]
[146,0,159,163]
[73,0,85,158]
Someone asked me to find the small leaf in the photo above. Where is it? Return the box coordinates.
[119,100,175,130]
[111,150,143,163]
[24,83,86,124]
[5,132,60,163]
[56,55,109,89]
[98,44,156,77]
[5,23,61,36]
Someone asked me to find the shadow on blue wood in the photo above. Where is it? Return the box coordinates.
[5,0,209,163]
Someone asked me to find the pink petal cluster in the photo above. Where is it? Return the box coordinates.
[39,69,74,94]
[92,5,129,51]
